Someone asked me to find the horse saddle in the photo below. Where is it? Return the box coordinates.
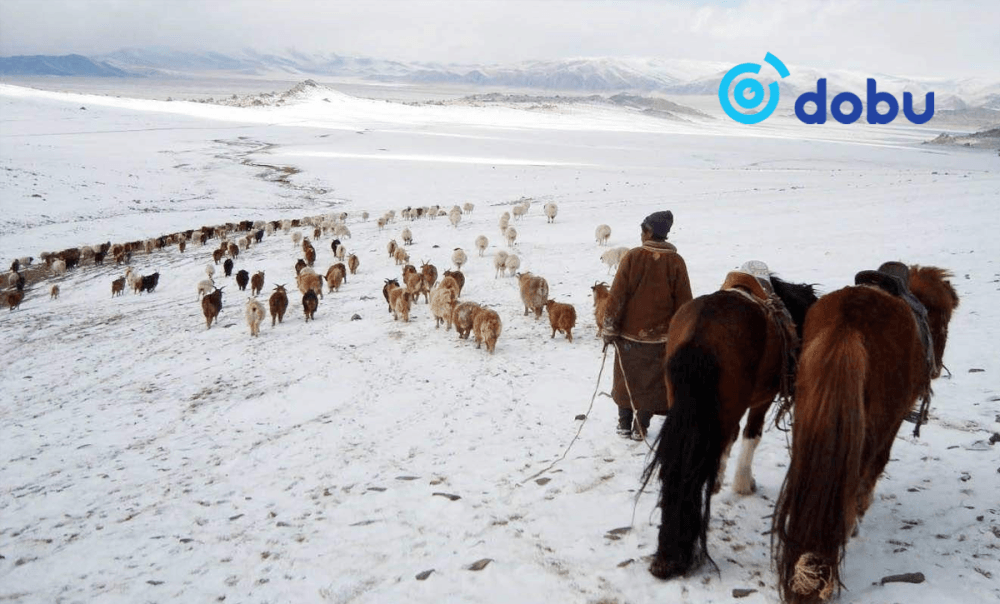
[722,270,772,301]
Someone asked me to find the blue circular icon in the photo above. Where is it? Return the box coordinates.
[719,52,790,124]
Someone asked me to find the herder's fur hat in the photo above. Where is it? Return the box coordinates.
[641,211,674,239]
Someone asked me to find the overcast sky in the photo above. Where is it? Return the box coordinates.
[1,0,997,78]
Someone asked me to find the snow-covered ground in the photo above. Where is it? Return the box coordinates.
[1,82,998,604]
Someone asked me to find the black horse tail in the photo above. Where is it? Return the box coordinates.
[641,342,723,579]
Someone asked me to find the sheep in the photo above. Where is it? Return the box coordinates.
[295,258,307,275]
[302,289,319,322]
[401,228,413,246]
[246,298,266,337]
[493,250,509,278]
[112,277,126,297]
[430,286,457,330]
[80,246,95,261]
[503,254,520,277]
[251,271,265,296]
[383,278,400,314]
[600,246,630,274]
[281,219,292,233]
[50,285,60,300]
[468,237,487,260]
[297,269,324,299]
[449,208,462,228]
[347,254,360,275]
[139,272,160,294]
[420,261,438,290]
[394,247,410,266]
[201,287,224,329]
[505,226,518,247]
[472,307,502,353]
[591,282,611,337]
[269,285,288,326]
[389,285,411,322]
[442,270,465,297]
[227,242,239,260]
[452,301,481,339]
[326,264,346,292]
[51,259,67,276]
[236,269,250,291]
[377,217,387,230]
[6,290,24,311]
[463,202,475,214]
[362,211,369,221]
[544,202,558,223]
[386,239,397,259]
[499,212,510,235]
[544,299,577,342]
[595,224,612,246]
[292,231,303,247]
[334,224,351,239]
[518,272,549,319]
[223,258,234,277]
[197,278,215,299]
[452,248,467,270]
[512,204,527,221]
[404,271,427,304]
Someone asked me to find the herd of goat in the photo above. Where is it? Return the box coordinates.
[5,201,619,356]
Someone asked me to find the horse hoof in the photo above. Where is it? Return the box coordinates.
[734,478,757,495]
[649,556,687,580]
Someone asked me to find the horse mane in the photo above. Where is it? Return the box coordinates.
[908,265,959,315]
[770,276,820,339]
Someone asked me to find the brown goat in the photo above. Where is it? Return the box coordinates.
[269,284,288,326]
[294,258,307,275]
[420,261,438,290]
[430,286,457,329]
[404,271,427,303]
[326,264,346,292]
[347,254,359,275]
[544,299,577,343]
[383,279,400,313]
[112,277,126,297]
[518,272,549,319]
[591,282,611,337]
[202,287,224,329]
[227,242,239,260]
[213,248,225,264]
[443,270,465,297]
[452,301,481,339]
[472,306,502,353]
[437,275,461,301]
[251,271,265,296]
[389,286,410,322]
[302,289,319,322]
[304,243,316,267]
[50,285,60,300]
[6,290,24,310]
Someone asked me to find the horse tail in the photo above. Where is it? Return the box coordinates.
[773,327,866,603]
[641,342,722,579]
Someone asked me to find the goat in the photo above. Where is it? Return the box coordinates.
[475,235,488,256]
[463,202,474,214]
[326,264,346,292]
[404,271,427,304]
[421,261,438,290]
[297,269,324,299]
[377,217,387,230]
[472,307,502,353]
[6,290,24,311]
[437,275,461,301]
[227,242,239,260]
[452,301,481,340]
[334,224,351,239]
[292,231,303,247]
[255,229,264,243]
[347,254,359,275]
[331,238,343,257]
[335,244,347,262]
[236,269,250,291]
[595,224,611,246]
[206,263,216,279]
[223,258,234,277]
[401,228,413,246]
[202,287,224,329]
[518,272,549,319]
[112,277,126,297]
[393,247,409,266]
[389,285,411,322]
[600,246,630,274]
[269,284,288,326]
[9,259,19,273]
[544,299,576,342]
[493,250,509,278]
[51,259,67,276]
[383,278,400,314]
[302,289,319,322]
[197,278,215,299]
[140,272,160,294]
[251,271,265,296]
[442,270,464,295]
[49,285,59,300]
[591,282,611,337]
[451,248,467,270]
[313,226,322,239]
[295,258,307,275]
[6,271,18,288]
[544,202,558,223]
[178,240,186,253]
[304,243,316,267]
[430,287,457,330]
[387,239,398,259]
[246,298,266,337]
[505,226,518,247]
[503,254,520,277]
[213,248,225,264]
[125,267,141,294]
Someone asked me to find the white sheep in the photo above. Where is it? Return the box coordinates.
[544,202,558,223]
[334,224,351,239]
[245,297,266,337]
[452,248,468,270]
[51,259,67,275]
[449,209,462,228]
[499,212,510,234]
[401,227,413,245]
[503,253,520,277]
[475,235,489,256]
[595,224,612,246]
[197,278,215,299]
[463,202,475,214]
[281,219,292,233]
[505,226,518,247]
[291,231,303,248]
[512,204,526,221]
[205,263,215,279]
[493,250,509,278]
[601,246,630,274]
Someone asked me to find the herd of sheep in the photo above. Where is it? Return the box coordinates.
[4,202,624,356]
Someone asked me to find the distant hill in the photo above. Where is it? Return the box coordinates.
[0,54,130,77]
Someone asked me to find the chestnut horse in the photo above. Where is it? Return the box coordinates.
[772,265,958,604]
[642,273,818,580]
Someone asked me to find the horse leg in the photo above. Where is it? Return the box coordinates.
[732,403,769,495]
[713,436,736,494]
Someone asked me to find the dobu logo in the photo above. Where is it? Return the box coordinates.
[719,54,935,125]
[718,52,790,125]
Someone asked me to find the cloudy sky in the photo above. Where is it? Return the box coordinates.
[1,0,997,78]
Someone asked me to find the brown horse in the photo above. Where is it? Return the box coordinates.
[772,265,958,604]
[642,272,818,580]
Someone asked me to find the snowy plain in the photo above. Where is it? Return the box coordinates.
[1,80,998,604]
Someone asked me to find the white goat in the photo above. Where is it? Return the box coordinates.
[245,298,266,337]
